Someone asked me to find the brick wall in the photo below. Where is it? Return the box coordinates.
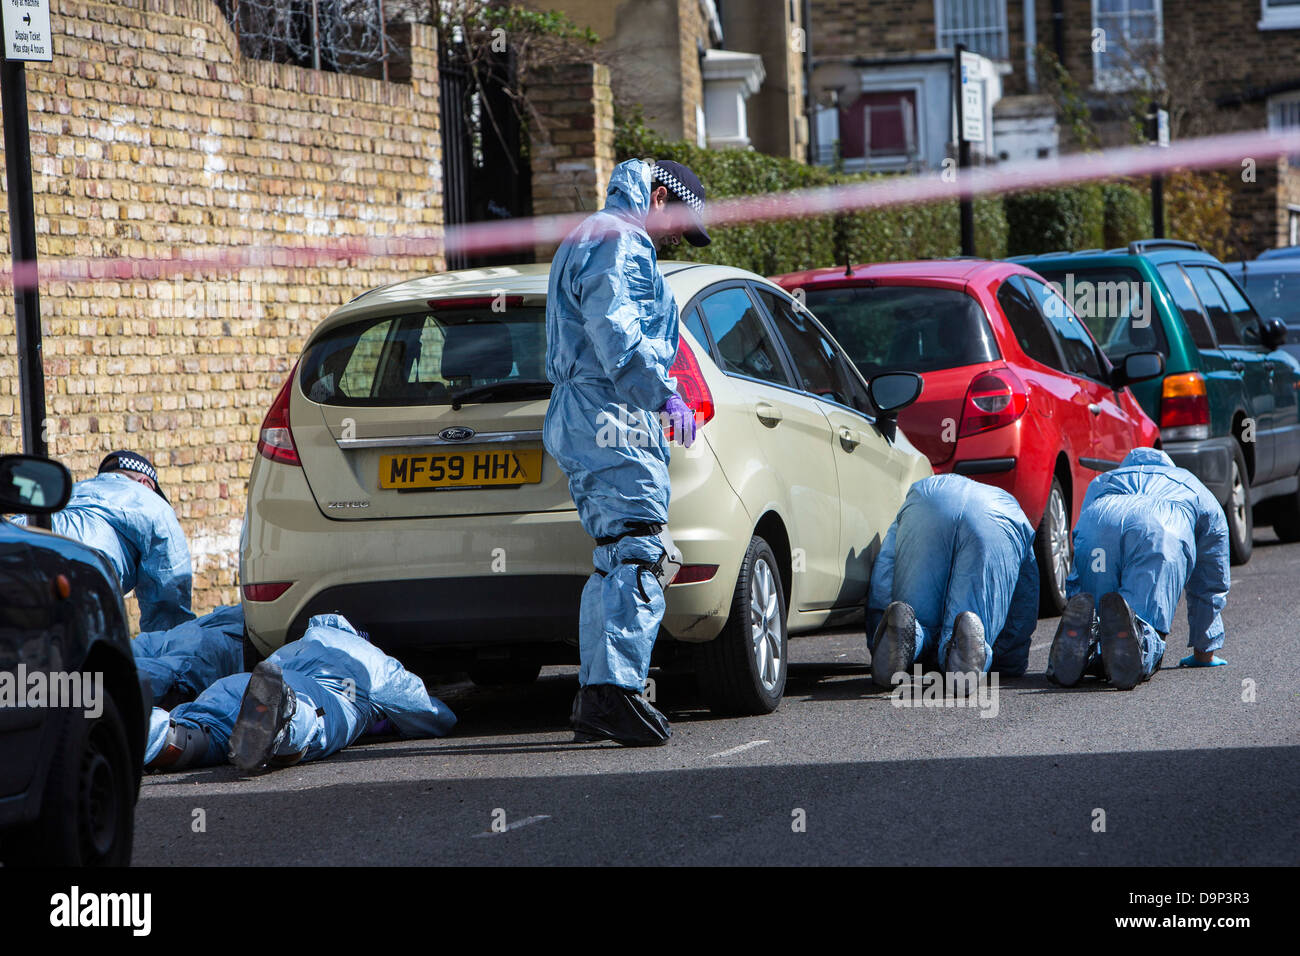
[678,0,709,144]
[527,60,615,257]
[0,0,445,617]
[810,0,936,58]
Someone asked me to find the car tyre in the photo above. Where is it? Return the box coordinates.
[1035,477,1071,616]
[1226,445,1253,565]
[1,691,134,867]
[693,535,787,716]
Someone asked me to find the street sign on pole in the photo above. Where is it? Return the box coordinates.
[954,45,976,257]
[960,50,985,144]
[0,0,52,62]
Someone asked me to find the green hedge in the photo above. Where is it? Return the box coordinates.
[615,117,1009,274]
[1102,183,1152,249]
[1003,185,1105,256]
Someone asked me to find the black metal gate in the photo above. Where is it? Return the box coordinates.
[438,41,532,270]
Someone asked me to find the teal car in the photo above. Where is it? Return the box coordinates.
[1013,240,1300,563]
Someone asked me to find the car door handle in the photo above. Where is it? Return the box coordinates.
[1088,403,1102,416]
[838,426,860,451]
[755,402,783,427]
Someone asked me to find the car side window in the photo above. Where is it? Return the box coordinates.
[1185,266,1242,346]
[1207,269,1263,347]
[1023,276,1106,381]
[997,276,1063,370]
[754,286,873,413]
[683,307,714,360]
[696,286,791,387]
[1157,263,1218,350]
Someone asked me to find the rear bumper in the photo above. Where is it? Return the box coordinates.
[1164,435,1234,503]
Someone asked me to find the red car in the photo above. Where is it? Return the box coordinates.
[773,260,1164,613]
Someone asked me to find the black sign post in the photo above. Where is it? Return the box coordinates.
[2,57,46,463]
[954,44,975,257]
[1148,105,1169,239]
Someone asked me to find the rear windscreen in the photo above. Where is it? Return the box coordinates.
[300,307,550,407]
[1241,272,1300,327]
[802,286,998,375]
[1035,266,1170,360]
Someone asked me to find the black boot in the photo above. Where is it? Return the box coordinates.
[571,684,671,747]
[1047,592,1096,687]
[1098,592,1144,691]
[228,659,298,771]
[146,720,211,771]
[870,601,917,689]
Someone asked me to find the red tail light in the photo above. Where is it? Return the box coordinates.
[958,368,1029,438]
[666,337,716,439]
[242,582,293,602]
[257,363,301,466]
[1159,372,1210,430]
[671,564,718,586]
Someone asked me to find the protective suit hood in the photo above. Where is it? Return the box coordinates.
[1121,447,1175,469]
[603,159,653,224]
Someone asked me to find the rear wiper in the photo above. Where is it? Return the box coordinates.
[450,379,552,410]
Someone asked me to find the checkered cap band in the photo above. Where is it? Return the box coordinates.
[102,453,157,485]
[652,167,704,215]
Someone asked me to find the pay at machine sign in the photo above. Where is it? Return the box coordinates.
[380,448,543,489]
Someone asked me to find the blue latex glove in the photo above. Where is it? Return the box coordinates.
[1179,654,1227,667]
[662,394,697,448]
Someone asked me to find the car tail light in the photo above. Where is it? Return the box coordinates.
[1159,372,1210,440]
[257,363,301,466]
[671,564,718,586]
[242,582,293,602]
[666,338,716,440]
[958,368,1029,438]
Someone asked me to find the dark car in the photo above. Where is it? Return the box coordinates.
[1014,240,1300,560]
[1225,247,1300,365]
[0,454,144,866]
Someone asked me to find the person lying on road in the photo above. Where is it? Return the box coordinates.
[867,473,1039,688]
[145,613,456,772]
[133,605,245,709]
[1047,447,1230,691]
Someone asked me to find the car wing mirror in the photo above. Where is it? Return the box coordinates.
[868,372,923,443]
[1261,317,1289,351]
[1112,350,1165,389]
[0,455,72,515]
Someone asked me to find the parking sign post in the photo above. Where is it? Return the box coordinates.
[1,0,52,472]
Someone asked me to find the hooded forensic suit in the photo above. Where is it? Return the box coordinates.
[543,159,681,692]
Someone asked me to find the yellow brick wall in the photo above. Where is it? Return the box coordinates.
[0,0,445,619]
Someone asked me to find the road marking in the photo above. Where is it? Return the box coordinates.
[472,814,552,837]
[709,740,769,759]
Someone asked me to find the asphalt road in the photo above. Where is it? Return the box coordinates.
[133,529,1300,866]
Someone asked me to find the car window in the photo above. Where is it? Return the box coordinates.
[801,284,998,375]
[1035,266,1168,361]
[1024,276,1106,380]
[754,286,871,413]
[683,307,713,360]
[1157,263,1218,350]
[696,286,791,386]
[1185,266,1242,345]
[1207,269,1262,347]
[997,276,1063,370]
[1240,271,1300,326]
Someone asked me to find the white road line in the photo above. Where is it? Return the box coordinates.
[472,814,552,838]
[709,740,770,759]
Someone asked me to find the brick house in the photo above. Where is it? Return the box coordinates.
[808,0,1300,255]
[526,0,807,159]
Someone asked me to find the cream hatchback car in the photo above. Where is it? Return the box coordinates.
[240,262,932,715]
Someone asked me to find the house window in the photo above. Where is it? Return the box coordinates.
[838,90,918,163]
[935,0,1009,61]
[1259,0,1300,31]
[1092,0,1163,90]
[1289,207,1300,246]
[1268,92,1300,163]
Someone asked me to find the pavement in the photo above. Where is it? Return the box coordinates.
[132,529,1300,866]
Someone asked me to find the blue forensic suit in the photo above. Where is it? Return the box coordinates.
[37,471,193,631]
[133,605,245,708]
[543,158,680,691]
[1067,446,1230,678]
[144,614,456,767]
[867,474,1039,676]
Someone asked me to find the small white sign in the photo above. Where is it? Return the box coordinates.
[960,51,985,143]
[1156,108,1170,148]
[1,0,52,63]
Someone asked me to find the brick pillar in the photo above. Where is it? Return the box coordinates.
[526,62,615,259]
